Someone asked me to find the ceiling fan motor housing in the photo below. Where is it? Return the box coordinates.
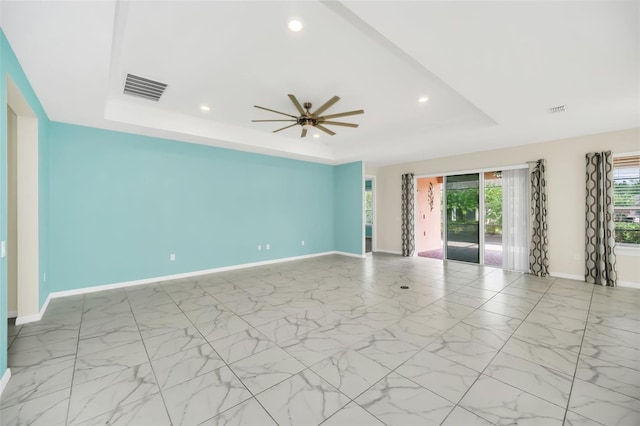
[298,117,317,127]
[252,94,363,137]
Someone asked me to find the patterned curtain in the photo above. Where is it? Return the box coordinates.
[529,160,549,277]
[585,152,617,286]
[401,173,415,256]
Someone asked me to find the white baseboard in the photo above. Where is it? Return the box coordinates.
[0,368,11,398]
[20,251,360,323]
[335,251,366,259]
[15,313,42,325]
[549,272,584,281]
[618,281,640,289]
[375,249,402,255]
[46,251,340,300]
[550,271,640,289]
[7,311,17,319]
[15,295,50,325]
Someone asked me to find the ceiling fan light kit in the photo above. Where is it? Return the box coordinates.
[252,94,364,138]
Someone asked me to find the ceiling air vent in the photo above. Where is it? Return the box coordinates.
[547,104,567,114]
[123,73,167,101]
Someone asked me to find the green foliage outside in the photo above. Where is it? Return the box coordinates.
[484,182,502,235]
[445,182,503,235]
[445,188,478,222]
[613,179,639,244]
[614,180,640,207]
[365,191,373,225]
[615,222,640,244]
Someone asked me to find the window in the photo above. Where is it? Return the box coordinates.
[613,155,640,245]
[365,189,373,225]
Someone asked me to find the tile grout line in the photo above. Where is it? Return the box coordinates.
[436,274,564,425]
[63,294,86,426]
[126,287,174,426]
[178,278,281,426]
[5,257,635,426]
[326,267,518,425]
[315,272,513,426]
[561,282,596,425]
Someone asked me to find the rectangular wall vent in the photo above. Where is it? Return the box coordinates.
[123,73,167,101]
[547,104,567,114]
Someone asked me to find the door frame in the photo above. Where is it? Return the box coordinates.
[6,75,40,323]
[414,164,528,265]
[364,175,376,253]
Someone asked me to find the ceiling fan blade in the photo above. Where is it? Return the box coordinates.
[273,123,298,133]
[288,94,306,115]
[301,128,308,138]
[319,121,359,128]
[312,96,340,116]
[252,119,297,122]
[319,109,364,120]
[315,124,336,136]
[254,105,297,118]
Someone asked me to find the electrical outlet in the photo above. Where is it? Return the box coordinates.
[301,240,305,246]
[258,245,262,251]
[266,244,270,250]
[170,254,176,261]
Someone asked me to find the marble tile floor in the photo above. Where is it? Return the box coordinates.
[1,253,639,425]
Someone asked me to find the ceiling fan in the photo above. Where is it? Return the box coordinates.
[252,94,364,138]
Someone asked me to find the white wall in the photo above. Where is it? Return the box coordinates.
[372,128,640,284]
[7,107,17,315]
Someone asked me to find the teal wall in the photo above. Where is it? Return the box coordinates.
[0,30,50,376]
[0,28,364,381]
[366,225,372,237]
[334,162,363,255]
[48,123,340,291]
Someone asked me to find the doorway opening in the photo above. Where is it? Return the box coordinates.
[416,171,505,267]
[416,167,529,271]
[6,76,40,324]
[365,177,375,253]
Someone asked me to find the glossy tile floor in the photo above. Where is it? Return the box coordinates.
[2,254,639,425]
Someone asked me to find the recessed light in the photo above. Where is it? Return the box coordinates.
[418,96,429,103]
[288,19,303,32]
[200,105,210,111]
[313,134,320,139]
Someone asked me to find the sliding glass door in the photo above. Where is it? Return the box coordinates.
[419,167,528,269]
[445,174,480,263]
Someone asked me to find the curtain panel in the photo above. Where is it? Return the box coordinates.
[401,173,415,256]
[502,168,530,272]
[529,160,549,277]
[585,151,618,286]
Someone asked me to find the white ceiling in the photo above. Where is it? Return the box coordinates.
[2,1,638,166]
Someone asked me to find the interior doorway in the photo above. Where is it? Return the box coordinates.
[365,177,375,253]
[6,76,40,323]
